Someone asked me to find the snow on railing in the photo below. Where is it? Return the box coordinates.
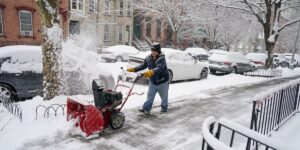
[201,116,291,150]
[249,78,300,138]
[201,116,233,150]
[243,69,282,78]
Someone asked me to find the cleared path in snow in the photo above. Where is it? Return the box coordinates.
[20,76,300,150]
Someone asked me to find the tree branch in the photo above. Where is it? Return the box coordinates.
[279,18,300,32]
[280,3,300,12]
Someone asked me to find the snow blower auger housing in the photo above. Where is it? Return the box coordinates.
[67,73,143,137]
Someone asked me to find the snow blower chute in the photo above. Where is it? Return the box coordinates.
[67,70,143,137]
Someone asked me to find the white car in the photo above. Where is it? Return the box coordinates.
[126,48,209,82]
[209,51,253,74]
[246,53,267,68]
[208,49,226,56]
[284,53,300,67]
[185,47,208,61]
[100,45,140,62]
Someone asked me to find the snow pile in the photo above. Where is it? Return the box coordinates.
[102,45,139,54]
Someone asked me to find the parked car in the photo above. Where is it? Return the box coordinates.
[0,45,101,101]
[126,48,209,82]
[246,53,267,69]
[273,53,289,67]
[209,51,253,74]
[185,47,208,61]
[284,53,300,67]
[100,45,140,62]
[0,46,43,101]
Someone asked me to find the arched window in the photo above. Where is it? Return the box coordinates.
[19,10,32,36]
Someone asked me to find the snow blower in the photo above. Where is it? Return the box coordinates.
[67,68,144,137]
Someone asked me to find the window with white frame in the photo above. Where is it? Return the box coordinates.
[0,8,3,35]
[78,0,84,10]
[71,0,84,11]
[119,0,124,16]
[118,25,123,41]
[19,10,33,36]
[88,0,96,12]
[104,0,110,15]
[127,1,132,16]
[104,24,110,41]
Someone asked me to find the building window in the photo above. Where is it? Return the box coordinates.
[146,17,151,37]
[69,20,80,35]
[118,25,123,41]
[104,0,110,15]
[78,0,84,10]
[156,19,161,38]
[19,10,33,37]
[104,24,110,41]
[0,8,3,35]
[89,0,96,12]
[71,0,84,11]
[119,0,124,16]
[127,1,132,16]
[72,0,77,9]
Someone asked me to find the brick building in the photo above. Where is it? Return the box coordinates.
[0,0,68,47]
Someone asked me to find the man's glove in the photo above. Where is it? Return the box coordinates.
[127,68,135,72]
[143,70,154,78]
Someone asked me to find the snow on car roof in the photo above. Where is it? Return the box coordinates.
[185,47,208,55]
[246,53,267,61]
[103,45,139,53]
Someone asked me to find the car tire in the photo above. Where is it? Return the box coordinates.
[168,70,173,83]
[115,56,123,62]
[210,69,216,75]
[0,84,14,102]
[199,68,208,80]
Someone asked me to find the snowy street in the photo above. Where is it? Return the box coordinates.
[1,74,298,150]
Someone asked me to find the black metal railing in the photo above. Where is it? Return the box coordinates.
[201,117,286,150]
[247,79,300,149]
[0,97,22,122]
[243,69,282,77]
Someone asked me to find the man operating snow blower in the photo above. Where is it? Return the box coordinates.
[127,43,169,115]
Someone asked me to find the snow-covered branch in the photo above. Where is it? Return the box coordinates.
[279,18,300,32]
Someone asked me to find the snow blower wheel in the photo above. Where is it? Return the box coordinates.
[110,111,125,130]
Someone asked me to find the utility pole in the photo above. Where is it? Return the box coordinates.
[292,22,300,64]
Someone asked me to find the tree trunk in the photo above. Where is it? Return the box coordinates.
[172,31,178,48]
[36,0,62,100]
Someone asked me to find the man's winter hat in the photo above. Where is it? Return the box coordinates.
[151,42,161,54]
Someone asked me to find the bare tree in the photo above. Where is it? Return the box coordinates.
[36,0,62,100]
[212,0,300,68]
[135,0,204,48]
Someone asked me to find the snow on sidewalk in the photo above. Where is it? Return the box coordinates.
[271,113,300,149]
[0,65,300,149]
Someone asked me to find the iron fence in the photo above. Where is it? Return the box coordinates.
[201,117,283,150]
[247,80,300,149]
[0,98,22,122]
[243,69,282,78]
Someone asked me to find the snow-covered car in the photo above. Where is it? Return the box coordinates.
[246,53,267,69]
[273,53,289,67]
[208,49,226,56]
[100,45,140,62]
[284,53,300,67]
[0,44,102,101]
[209,51,253,74]
[126,48,209,82]
[185,47,208,61]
